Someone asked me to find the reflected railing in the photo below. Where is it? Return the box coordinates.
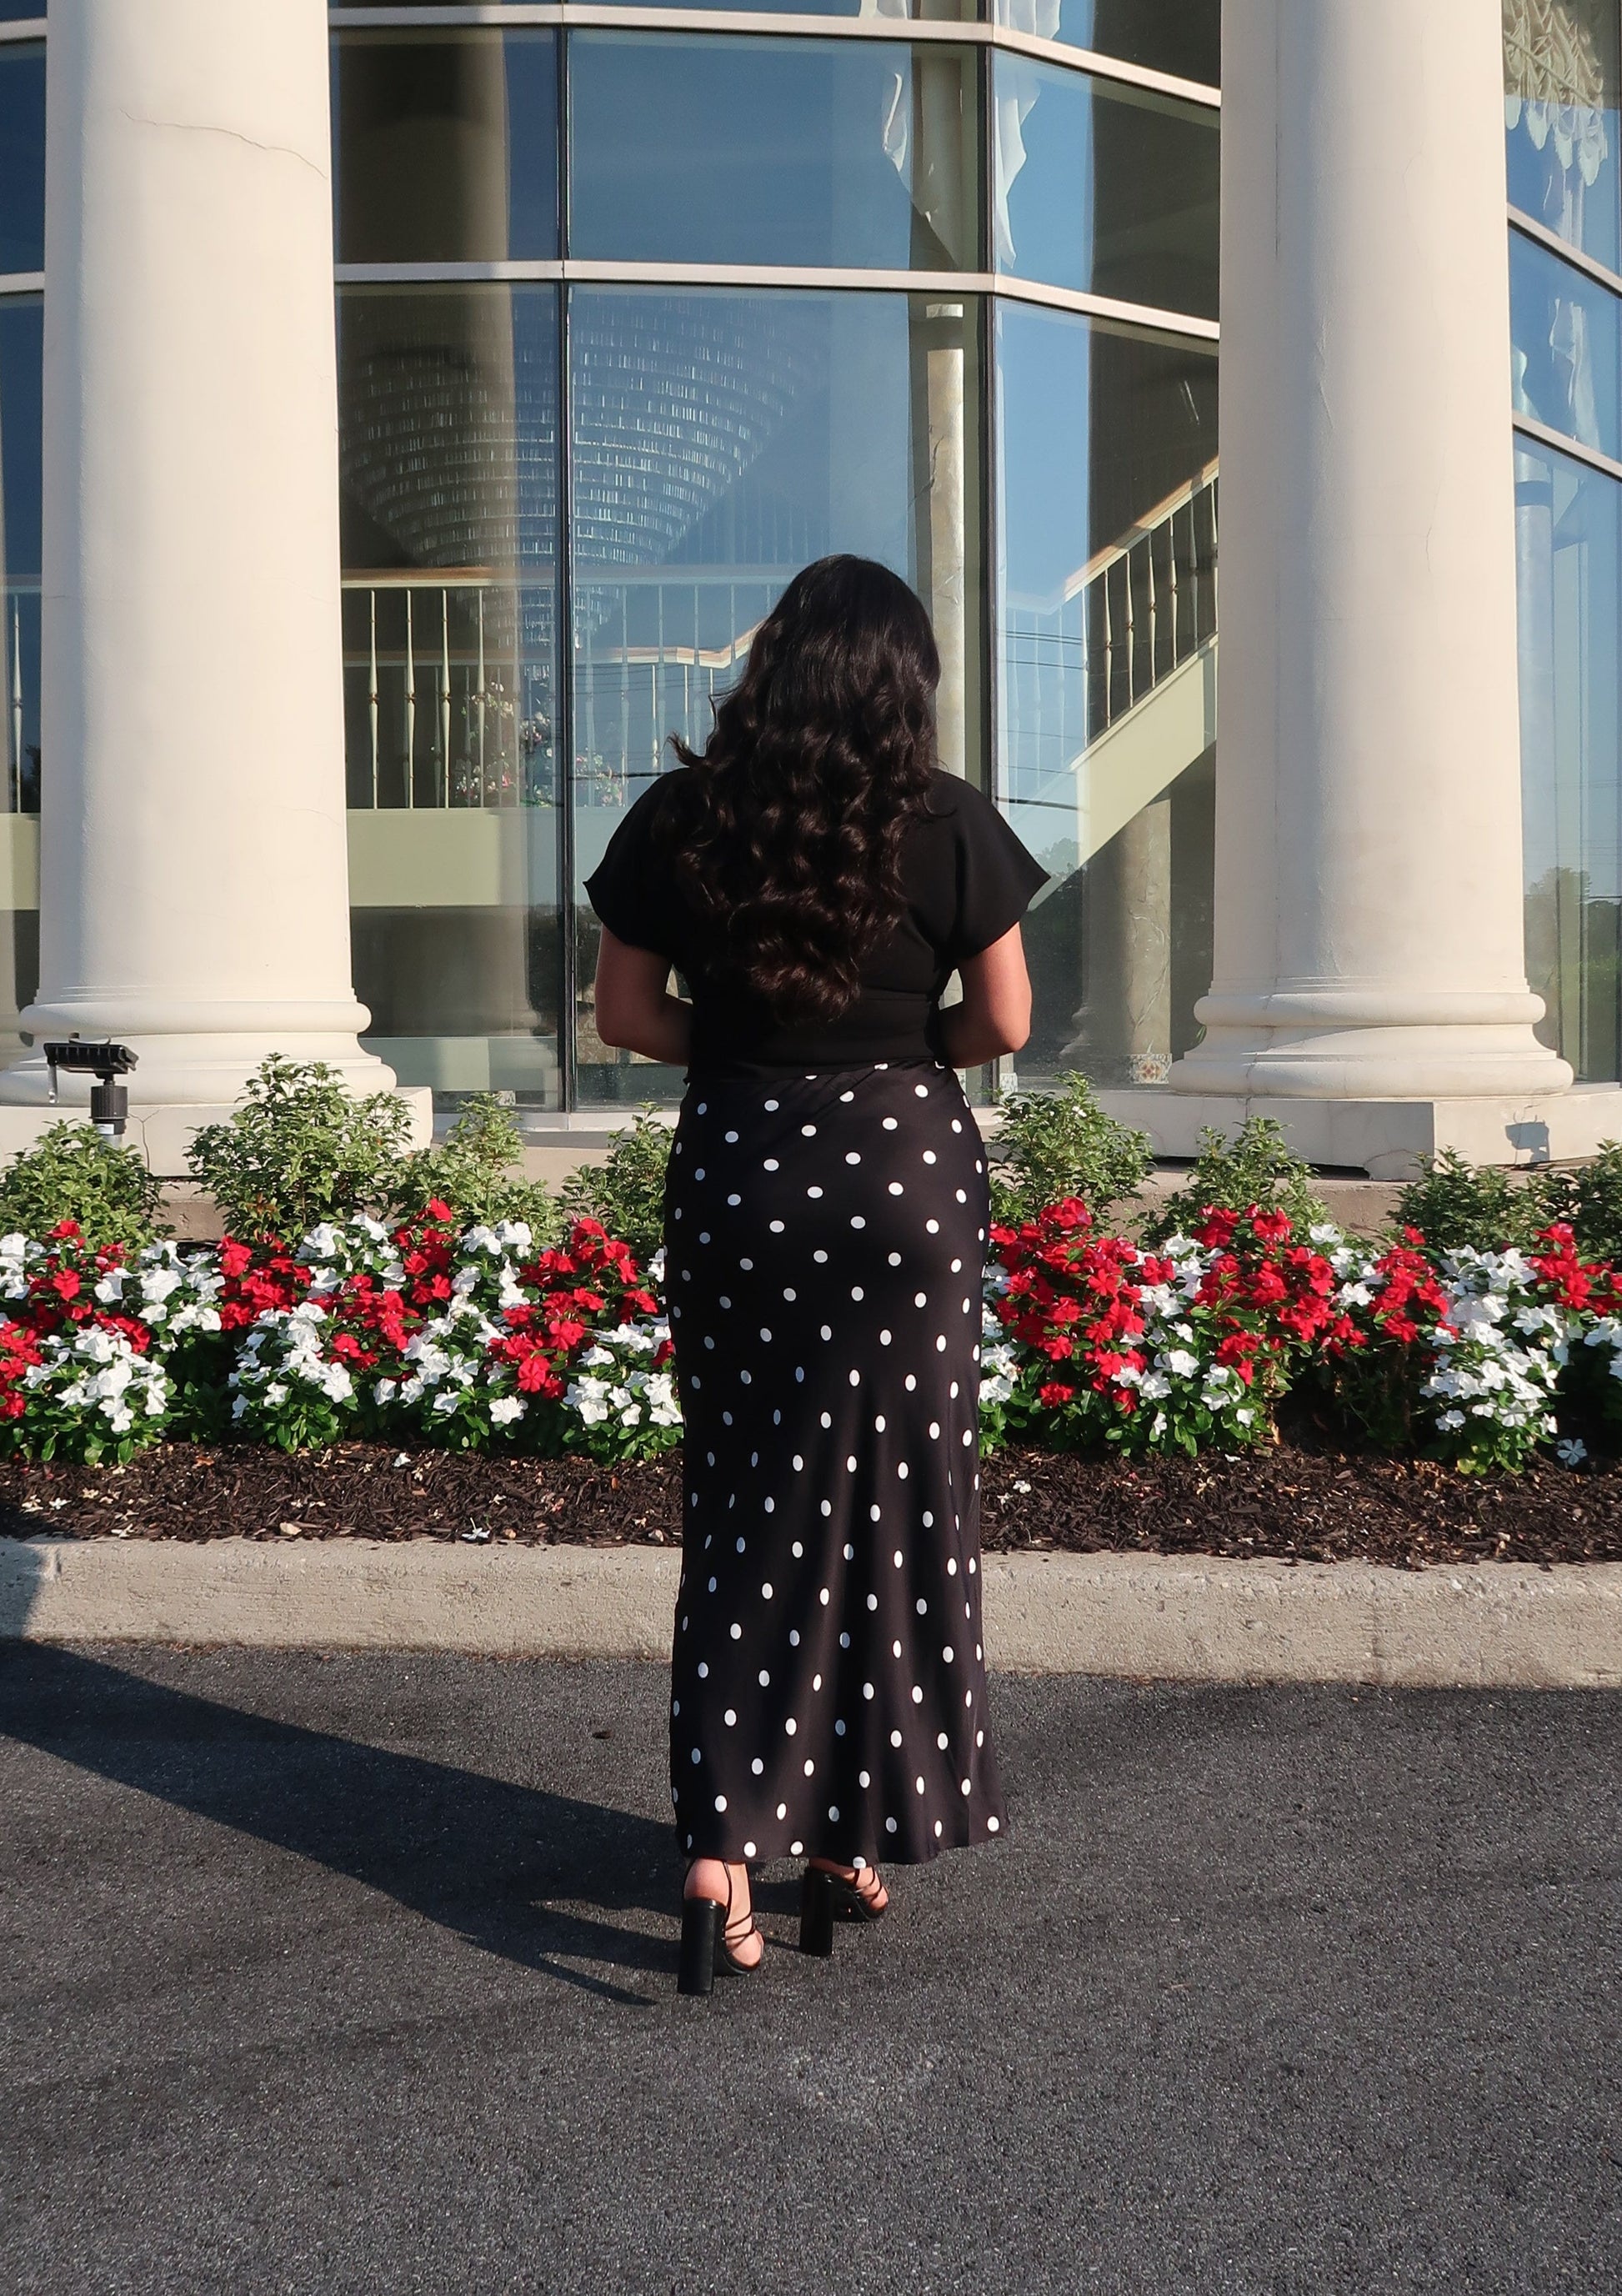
[341,574,557,810]
[572,571,781,811]
[1004,459,1218,801]
[2,582,39,815]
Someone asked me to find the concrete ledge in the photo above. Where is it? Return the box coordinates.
[3,1539,1620,1686]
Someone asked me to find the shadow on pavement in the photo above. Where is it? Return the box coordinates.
[0,1538,43,1638]
[0,1644,678,2007]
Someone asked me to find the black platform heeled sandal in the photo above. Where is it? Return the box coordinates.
[798,1862,889,1957]
[678,1864,762,1998]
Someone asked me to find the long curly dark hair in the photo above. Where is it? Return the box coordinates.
[654,555,940,1025]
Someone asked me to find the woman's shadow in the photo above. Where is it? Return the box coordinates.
[0,1643,682,2007]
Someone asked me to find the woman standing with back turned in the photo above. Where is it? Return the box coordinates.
[587,556,1047,1995]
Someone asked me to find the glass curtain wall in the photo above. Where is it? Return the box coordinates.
[333,8,1219,1110]
[1506,2,1622,1080]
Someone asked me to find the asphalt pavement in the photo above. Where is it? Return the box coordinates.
[2,1647,1618,2294]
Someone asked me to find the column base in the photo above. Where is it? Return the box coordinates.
[1084,1084,1622,1181]
[0,999,400,1114]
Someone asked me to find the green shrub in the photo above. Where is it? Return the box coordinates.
[1143,1116,1329,1245]
[558,1108,671,1265]
[1540,1143,1622,1263]
[391,1094,561,1240]
[0,1121,164,1252]
[988,1071,1154,1226]
[188,1056,413,1243]
[1390,1148,1549,1256]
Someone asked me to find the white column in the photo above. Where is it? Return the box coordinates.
[1170,0,1572,1101]
[2,0,392,1110]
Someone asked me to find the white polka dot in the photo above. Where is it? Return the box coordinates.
[898,1462,909,1479]
[866,1592,878,1611]
[789,1629,801,1646]
[938,1732,949,1751]
[785,1717,798,1735]
[871,1505,883,1523]
[894,1549,904,1567]
[944,1646,954,1663]
[752,1758,764,1775]
[889,1183,904,1196]
[764,1098,778,1111]
[835,1718,847,1736]
[916,1598,929,1616]
[926,1220,940,1235]
[724,1709,737,1727]
[691,1747,702,1765]
[859,1768,871,1787]
[791,1837,803,1852]
[803,1759,815,1776]
[758,1670,770,1687]
[890,1729,904,1747]
[916,1776,926,1793]
[912,1686,924,1704]
[844,1543,855,1560]
[886,1817,898,1833]
[829,1805,840,1822]
[987,1816,999,1832]
[761,1582,773,1600]
[769,1220,784,1233]
[849,1370,860,1387]
[744,1838,758,1857]
[802,1123,817,1137]
[879,1329,892,1346]
[730,1623,742,1639]
[727,1193,741,1206]
[714,1794,728,1812]
[698,1661,709,1677]
[819,1587,830,1605]
[808,1186,824,1199]
[929,1422,941,1441]
[845,1152,862,1166]
[934,1819,943,1838]
[915,1084,929,1098]
[840,1090,854,1102]
[864,1682,875,1699]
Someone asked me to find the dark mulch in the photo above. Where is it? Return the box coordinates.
[0,1437,1613,1569]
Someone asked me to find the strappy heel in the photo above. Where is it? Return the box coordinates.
[798,1862,888,1956]
[678,1863,761,1997]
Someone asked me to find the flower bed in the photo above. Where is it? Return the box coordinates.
[0,1196,1619,1481]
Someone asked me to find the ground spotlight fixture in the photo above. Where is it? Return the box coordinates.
[43,1039,139,1140]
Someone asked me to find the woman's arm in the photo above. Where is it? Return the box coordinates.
[592,928,693,1066]
[937,923,1033,1067]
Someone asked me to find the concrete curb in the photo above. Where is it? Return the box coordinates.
[3,1538,1621,1686]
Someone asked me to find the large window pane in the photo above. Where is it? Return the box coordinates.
[338,285,562,1107]
[0,45,44,276]
[996,301,1218,1087]
[1510,224,1622,460]
[1505,0,1621,276]
[1516,434,1622,1081]
[570,286,983,1105]
[994,58,1218,319]
[994,0,1219,88]
[333,31,558,264]
[569,35,979,272]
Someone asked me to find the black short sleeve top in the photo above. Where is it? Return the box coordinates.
[584,766,1049,1079]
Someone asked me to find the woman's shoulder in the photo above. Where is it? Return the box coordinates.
[914,767,1002,834]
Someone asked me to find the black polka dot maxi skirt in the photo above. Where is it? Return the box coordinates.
[665,1060,1007,1869]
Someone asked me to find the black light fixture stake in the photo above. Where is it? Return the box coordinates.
[43,1038,139,1140]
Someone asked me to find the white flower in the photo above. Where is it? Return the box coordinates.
[1164,1348,1199,1378]
[488,1394,526,1426]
